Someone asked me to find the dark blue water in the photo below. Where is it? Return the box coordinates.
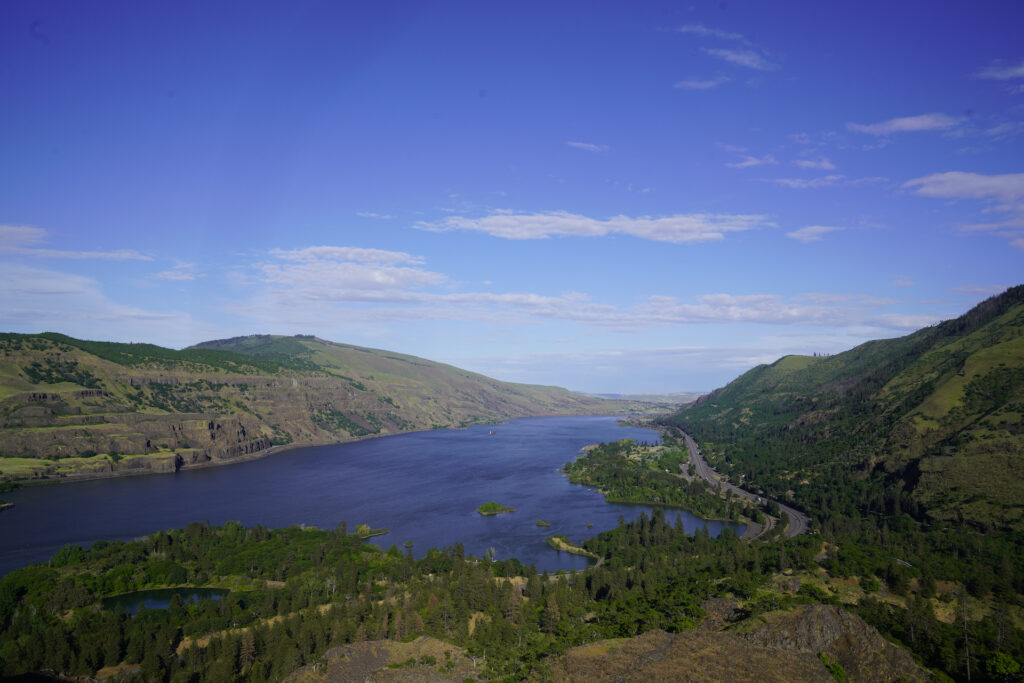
[0,416,742,575]
[102,587,228,615]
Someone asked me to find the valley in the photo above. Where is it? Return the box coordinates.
[1,287,1023,681]
[0,334,659,483]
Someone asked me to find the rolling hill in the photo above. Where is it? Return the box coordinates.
[0,333,656,482]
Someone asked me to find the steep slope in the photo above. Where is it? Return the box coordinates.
[0,333,652,482]
[666,285,1024,531]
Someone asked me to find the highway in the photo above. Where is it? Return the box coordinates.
[676,429,809,538]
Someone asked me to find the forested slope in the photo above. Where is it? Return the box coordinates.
[666,284,1024,533]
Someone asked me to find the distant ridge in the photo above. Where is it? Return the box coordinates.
[0,333,655,482]
[590,392,703,405]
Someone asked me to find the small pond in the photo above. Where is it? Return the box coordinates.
[102,587,229,615]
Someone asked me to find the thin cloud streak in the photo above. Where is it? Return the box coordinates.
[847,113,959,135]
[244,247,928,335]
[415,211,772,243]
[566,141,610,153]
[702,48,775,71]
[674,77,729,90]
[786,225,844,243]
[726,154,778,168]
[772,175,845,189]
[904,171,1024,248]
[0,224,153,261]
[793,157,836,170]
[676,24,745,42]
[975,60,1024,80]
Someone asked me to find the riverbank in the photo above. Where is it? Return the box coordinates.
[0,416,672,577]
[0,411,652,488]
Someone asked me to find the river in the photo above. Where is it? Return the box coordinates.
[0,416,743,575]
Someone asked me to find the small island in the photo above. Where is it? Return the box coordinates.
[535,520,550,527]
[477,501,515,516]
[545,534,599,559]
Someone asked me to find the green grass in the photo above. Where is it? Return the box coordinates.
[0,457,54,475]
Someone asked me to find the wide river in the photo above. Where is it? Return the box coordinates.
[0,416,742,575]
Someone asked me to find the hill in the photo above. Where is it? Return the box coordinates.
[665,284,1024,533]
[0,333,656,482]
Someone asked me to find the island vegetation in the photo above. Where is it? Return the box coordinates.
[476,501,515,516]
[353,524,389,538]
[563,439,744,522]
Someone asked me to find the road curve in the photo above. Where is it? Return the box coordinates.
[675,428,809,538]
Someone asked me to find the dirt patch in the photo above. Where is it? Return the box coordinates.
[287,636,479,682]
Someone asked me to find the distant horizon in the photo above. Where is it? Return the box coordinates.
[9,285,1003,398]
[2,2,1022,393]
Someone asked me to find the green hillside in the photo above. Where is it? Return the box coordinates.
[0,333,655,482]
[666,284,1024,532]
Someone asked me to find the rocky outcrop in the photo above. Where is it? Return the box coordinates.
[547,629,830,682]
[733,604,927,682]
[546,604,928,683]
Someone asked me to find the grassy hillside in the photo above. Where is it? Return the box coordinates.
[666,284,1024,533]
[0,333,655,482]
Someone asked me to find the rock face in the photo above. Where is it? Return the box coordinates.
[734,604,926,683]
[548,629,831,682]
[546,604,928,683]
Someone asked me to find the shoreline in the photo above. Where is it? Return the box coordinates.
[545,535,599,560]
[1,412,656,489]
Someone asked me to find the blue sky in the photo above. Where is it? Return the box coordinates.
[2,1,1022,393]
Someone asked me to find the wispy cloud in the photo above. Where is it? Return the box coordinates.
[904,171,1024,248]
[634,293,909,328]
[793,157,836,170]
[984,122,1024,139]
[415,210,771,244]
[702,48,775,71]
[566,141,610,153]
[726,154,778,169]
[0,224,153,261]
[356,211,395,219]
[847,113,960,136]
[954,284,1010,297]
[772,175,845,189]
[674,77,729,90]
[676,24,745,42]
[239,245,937,352]
[154,263,201,281]
[785,225,844,243]
[270,246,426,266]
[720,144,777,168]
[975,60,1024,81]
[903,171,1024,205]
[0,264,213,347]
[892,276,914,287]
